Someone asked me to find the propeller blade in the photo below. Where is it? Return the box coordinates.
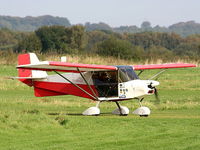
[154,87,160,104]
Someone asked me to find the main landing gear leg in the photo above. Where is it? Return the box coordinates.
[82,101,101,116]
[112,101,129,116]
[116,102,123,115]
[133,98,151,117]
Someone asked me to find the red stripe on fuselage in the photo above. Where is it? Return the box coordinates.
[33,81,98,100]
[34,87,65,97]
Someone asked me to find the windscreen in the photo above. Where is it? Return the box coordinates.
[117,66,139,82]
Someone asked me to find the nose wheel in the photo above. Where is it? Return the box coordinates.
[139,98,144,107]
[133,98,151,117]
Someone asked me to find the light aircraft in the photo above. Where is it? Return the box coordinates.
[15,53,196,116]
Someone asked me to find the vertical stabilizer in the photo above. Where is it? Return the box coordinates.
[18,53,47,86]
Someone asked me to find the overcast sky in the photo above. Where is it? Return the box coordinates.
[0,0,199,27]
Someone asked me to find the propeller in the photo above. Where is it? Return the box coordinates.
[154,87,160,104]
[148,82,160,104]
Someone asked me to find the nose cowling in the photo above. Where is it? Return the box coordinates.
[128,80,160,98]
[146,80,159,95]
[147,80,160,88]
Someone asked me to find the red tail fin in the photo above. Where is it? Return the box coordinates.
[18,53,48,86]
[18,54,33,86]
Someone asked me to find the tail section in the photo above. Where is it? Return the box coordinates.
[18,53,47,86]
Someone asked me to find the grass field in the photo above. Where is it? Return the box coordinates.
[0,65,200,150]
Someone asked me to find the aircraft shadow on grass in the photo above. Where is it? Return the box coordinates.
[47,112,112,116]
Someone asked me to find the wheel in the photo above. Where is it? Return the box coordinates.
[82,107,100,116]
[112,106,129,116]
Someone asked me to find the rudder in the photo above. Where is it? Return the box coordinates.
[18,53,47,86]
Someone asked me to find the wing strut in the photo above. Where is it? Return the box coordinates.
[77,68,99,100]
[54,71,97,100]
[137,69,167,80]
[137,70,144,77]
[149,69,166,80]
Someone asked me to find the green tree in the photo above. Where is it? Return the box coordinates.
[35,25,87,53]
[141,21,152,31]
[97,37,135,59]
[0,28,28,51]
[67,25,87,50]
[132,46,145,60]
[174,43,200,57]
[86,30,110,53]
[126,32,182,50]
[16,33,42,53]
[146,46,174,61]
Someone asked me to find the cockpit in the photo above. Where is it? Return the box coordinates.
[91,66,139,97]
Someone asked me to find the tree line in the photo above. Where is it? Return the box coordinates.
[1,15,200,37]
[0,15,71,31]
[0,25,200,61]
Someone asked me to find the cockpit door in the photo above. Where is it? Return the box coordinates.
[92,71,118,97]
[117,66,139,99]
